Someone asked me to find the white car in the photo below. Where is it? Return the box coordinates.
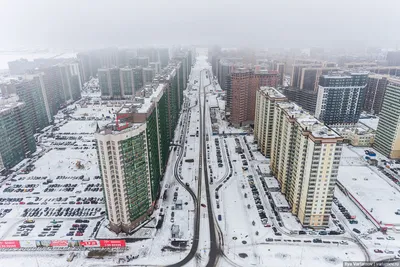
[340,241,348,245]
[386,236,395,240]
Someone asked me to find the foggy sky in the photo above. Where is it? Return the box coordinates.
[1,0,399,50]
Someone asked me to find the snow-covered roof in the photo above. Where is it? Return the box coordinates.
[277,102,341,139]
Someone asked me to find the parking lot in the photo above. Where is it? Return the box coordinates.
[0,110,109,242]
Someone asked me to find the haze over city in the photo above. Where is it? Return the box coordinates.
[1,0,400,49]
[0,1,400,267]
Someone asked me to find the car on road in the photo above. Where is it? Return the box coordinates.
[201,203,206,208]
[353,228,361,234]
[218,215,222,221]
[374,249,383,253]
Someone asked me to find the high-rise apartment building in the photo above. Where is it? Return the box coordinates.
[270,101,343,228]
[374,80,400,159]
[363,75,388,115]
[254,87,287,157]
[315,72,368,125]
[120,68,136,98]
[159,48,170,68]
[99,68,136,99]
[95,50,190,233]
[273,62,285,86]
[291,63,322,88]
[142,67,155,84]
[149,62,161,74]
[217,58,243,91]
[282,87,318,114]
[15,78,50,133]
[58,62,83,102]
[300,67,340,91]
[0,98,36,170]
[96,83,170,233]
[228,68,279,126]
[137,57,150,68]
[387,51,400,66]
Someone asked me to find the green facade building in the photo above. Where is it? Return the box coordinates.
[0,101,36,170]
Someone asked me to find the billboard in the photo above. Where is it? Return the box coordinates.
[50,240,69,247]
[0,241,21,248]
[80,240,100,247]
[0,239,126,249]
[99,240,126,247]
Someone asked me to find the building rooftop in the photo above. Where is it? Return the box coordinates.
[277,101,341,139]
[0,96,23,115]
[136,83,164,114]
[321,71,369,79]
[259,86,286,99]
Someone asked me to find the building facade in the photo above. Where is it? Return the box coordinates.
[270,101,343,228]
[374,80,400,159]
[228,68,279,126]
[99,68,136,99]
[387,51,400,66]
[254,87,287,157]
[0,100,36,170]
[363,75,388,115]
[315,72,368,125]
[15,78,50,133]
[95,51,190,233]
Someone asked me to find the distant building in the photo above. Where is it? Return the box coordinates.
[270,101,343,229]
[217,58,243,91]
[366,66,400,78]
[363,75,388,115]
[291,63,322,88]
[300,67,340,91]
[344,62,377,69]
[159,48,170,68]
[281,87,318,114]
[273,62,285,86]
[149,62,161,74]
[137,57,150,68]
[142,67,155,84]
[315,72,368,125]
[387,51,400,66]
[15,78,50,133]
[98,67,135,99]
[0,99,36,170]
[254,87,287,157]
[374,80,400,159]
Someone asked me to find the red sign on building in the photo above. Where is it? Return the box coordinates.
[80,240,100,247]
[50,240,69,247]
[0,240,20,248]
[99,240,126,247]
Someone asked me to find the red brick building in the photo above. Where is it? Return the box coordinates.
[228,68,278,126]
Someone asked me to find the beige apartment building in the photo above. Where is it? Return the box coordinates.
[269,101,343,228]
[254,87,287,157]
